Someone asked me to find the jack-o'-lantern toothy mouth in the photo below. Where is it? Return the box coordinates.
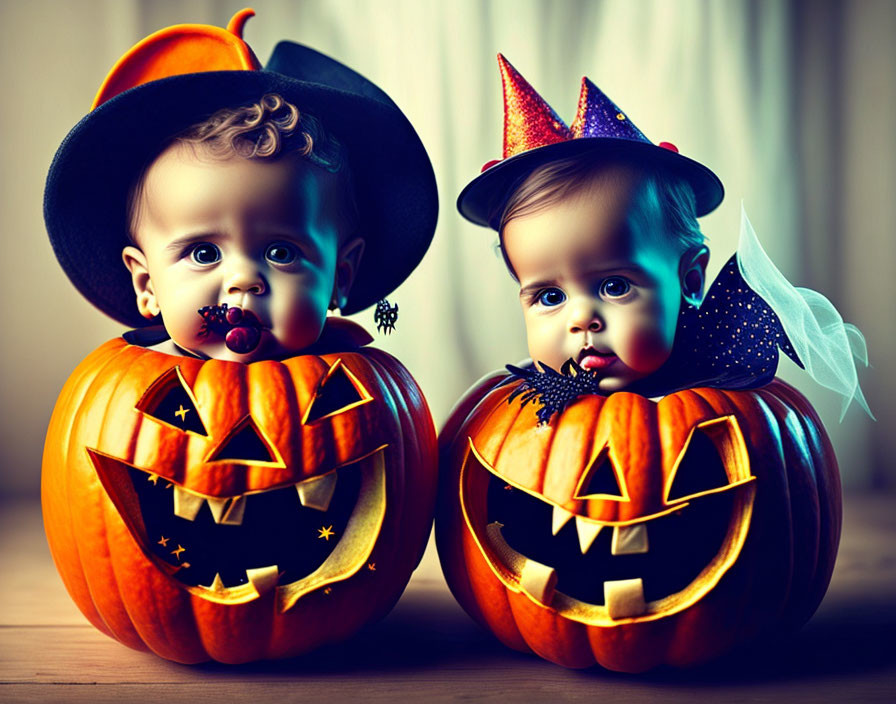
[89,448,387,611]
[460,431,756,625]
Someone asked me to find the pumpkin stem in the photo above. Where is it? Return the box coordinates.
[227,8,256,38]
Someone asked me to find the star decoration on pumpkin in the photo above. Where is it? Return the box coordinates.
[157,535,169,547]
[323,587,333,595]
[170,544,186,560]
[147,473,160,485]
[367,562,376,571]
[318,525,336,541]
[174,404,190,422]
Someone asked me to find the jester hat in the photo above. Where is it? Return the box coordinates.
[458,54,723,230]
[45,9,438,326]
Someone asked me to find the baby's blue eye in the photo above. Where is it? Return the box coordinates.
[537,288,566,307]
[190,243,221,265]
[601,277,631,298]
[266,243,297,264]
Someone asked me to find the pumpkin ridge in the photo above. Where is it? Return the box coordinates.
[770,382,841,625]
[245,360,296,490]
[757,387,822,627]
[372,348,438,591]
[359,353,415,553]
[534,407,561,499]
[506,588,585,667]
[478,382,527,467]
[762,391,799,625]
[72,344,149,646]
[42,341,127,640]
[721,388,795,630]
[97,346,166,647]
[469,535,527,649]
[580,395,607,510]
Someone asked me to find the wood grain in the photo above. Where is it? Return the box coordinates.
[1,495,894,702]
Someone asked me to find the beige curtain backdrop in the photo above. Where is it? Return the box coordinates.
[1,0,892,494]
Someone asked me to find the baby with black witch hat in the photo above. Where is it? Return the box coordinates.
[45,10,437,362]
[454,55,869,420]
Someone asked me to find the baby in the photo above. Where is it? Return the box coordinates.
[122,94,364,363]
[455,55,868,413]
[44,12,437,364]
[457,55,722,396]
[497,156,708,394]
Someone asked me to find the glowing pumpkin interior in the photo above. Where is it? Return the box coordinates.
[89,358,388,612]
[461,415,757,624]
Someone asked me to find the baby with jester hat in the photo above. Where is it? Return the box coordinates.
[450,54,870,418]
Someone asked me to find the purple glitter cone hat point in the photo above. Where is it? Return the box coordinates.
[458,54,724,229]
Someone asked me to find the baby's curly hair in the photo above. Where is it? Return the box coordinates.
[176,93,343,170]
[127,94,357,241]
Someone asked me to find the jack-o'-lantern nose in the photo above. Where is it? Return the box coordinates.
[209,419,275,463]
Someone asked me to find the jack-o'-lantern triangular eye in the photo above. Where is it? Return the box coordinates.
[303,359,372,424]
[574,449,627,501]
[136,367,207,436]
[666,417,744,504]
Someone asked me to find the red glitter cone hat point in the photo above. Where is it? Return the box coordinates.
[498,53,570,157]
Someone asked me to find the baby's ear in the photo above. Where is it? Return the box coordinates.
[678,245,710,307]
[330,237,365,310]
[122,246,160,319]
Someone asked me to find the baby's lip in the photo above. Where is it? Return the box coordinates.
[235,308,263,328]
[577,346,617,371]
[577,346,614,361]
[218,304,265,329]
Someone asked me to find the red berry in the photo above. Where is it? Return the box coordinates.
[226,307,243,325]
[225,326,261,354]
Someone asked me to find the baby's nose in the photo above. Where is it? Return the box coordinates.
[225,260,266,295]
[568,300,603,333]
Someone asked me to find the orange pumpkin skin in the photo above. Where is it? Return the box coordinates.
[42,337,436,664]
[436,375,841,672]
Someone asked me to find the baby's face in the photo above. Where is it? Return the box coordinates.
[503,167,685,392]
[124,143,359,362]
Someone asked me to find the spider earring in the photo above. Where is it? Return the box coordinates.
[374,298,398,334]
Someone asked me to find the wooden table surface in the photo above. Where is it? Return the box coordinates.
[2,493,894,703]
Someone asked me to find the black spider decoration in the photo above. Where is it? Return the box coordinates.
[374,298,399,334]
[197,303,232,338]
[197,303,263,354]
[503,359,603,425]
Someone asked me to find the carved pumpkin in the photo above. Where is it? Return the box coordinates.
[436,376,840,671]
[42,335,436,663]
